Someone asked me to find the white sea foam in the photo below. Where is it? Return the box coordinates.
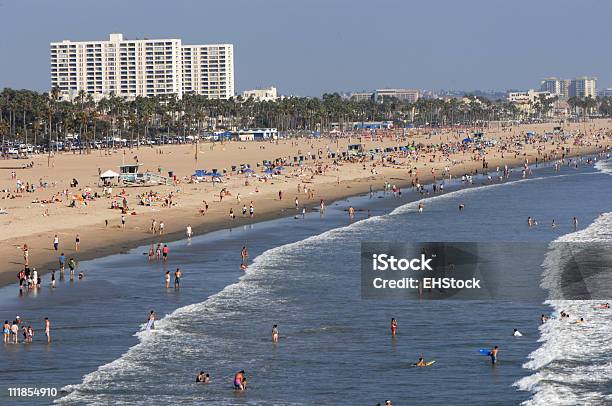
[594,157,612,175]
[514,209,612,406]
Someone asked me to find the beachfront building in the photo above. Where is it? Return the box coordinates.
[569,77,597,98]
[242,87,278,102]
[349,92,374,102]
[374,89,420,103]
[50,33,234,101]
[507,90,553,115]
[353,121,394,130]
[181,44,234,99]
[237,128,278,141]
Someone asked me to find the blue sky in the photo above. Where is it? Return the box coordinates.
[0,0,610,95]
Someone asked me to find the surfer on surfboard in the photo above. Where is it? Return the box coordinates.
[414,357,435,367]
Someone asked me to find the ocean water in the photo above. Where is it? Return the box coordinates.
[0,156,610,405]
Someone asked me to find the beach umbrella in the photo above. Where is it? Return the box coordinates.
[243,168,254,173]
[274,166,285,170]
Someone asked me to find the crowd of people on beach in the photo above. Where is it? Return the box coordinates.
[2,124,610,402]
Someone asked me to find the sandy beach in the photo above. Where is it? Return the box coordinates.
[1,120,610,288]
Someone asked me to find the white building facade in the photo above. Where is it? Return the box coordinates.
[374,88,420,103]
[242,87,278,102]
[50,33,234,101]
[182,44,234,99]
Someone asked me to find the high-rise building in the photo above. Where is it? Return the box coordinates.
[181,44,234,99]
[569,77,597,98]
[50,33,234,101]
[540,77,563,96]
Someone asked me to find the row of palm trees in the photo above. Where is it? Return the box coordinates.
[2,88,611,151]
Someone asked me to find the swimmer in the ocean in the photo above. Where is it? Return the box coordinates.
[594,303,609,309]
[196,371,211,383]
[512,329,523,337]
[233,370,247,390]
[414,357,427,367]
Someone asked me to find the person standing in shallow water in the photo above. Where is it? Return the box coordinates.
[241,246,249,264]
[391,318,397,336]
[272,324,279,343]
[44,317,51,343]
[174,268,182,289]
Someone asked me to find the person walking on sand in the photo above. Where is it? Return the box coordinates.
[75,234,80,251]
[159,221,165,235]
[23,244,29,266]
[121,214,126,228]
[186,224,193,239]
[53,234,59,251]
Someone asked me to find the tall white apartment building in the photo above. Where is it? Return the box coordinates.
[182,44,234,99]
[50,33,234,101]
